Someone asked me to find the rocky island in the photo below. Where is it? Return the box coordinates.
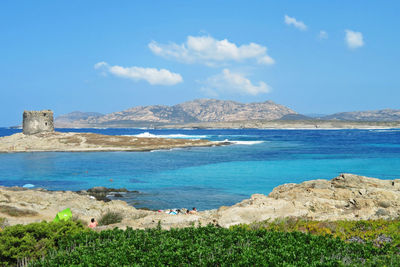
[1,173,399,229]
[0,110,220,152]
[0,131,219,152]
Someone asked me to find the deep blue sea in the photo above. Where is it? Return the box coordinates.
[1,128,400,210]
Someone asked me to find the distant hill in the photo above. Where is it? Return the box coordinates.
[322,109,400,122]
[55,111,104,127]
[54,101,400,128]
[279,114,312,121]
[55,99,297,127]
[304,113,327,119]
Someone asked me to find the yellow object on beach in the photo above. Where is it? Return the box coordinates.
[53,208,72,222]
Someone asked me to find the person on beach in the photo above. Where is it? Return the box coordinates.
[168,209,177,215]
[88,218,98,228]
[189,207,197,214]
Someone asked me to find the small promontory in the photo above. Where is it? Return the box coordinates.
[0,132,218,152]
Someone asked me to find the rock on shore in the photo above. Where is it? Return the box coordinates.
[0,174,399,229]
[0,132,218,152]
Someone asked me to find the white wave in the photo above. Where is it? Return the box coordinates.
[126,132,208,139]
[158,134,207,139]
[149,148,167,152]
[219,139,265,145]
[134,132,158,138]
[369,129,400,132]
[217,134,257,137]
[231,140,265,145]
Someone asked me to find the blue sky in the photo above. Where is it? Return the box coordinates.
[0,0,399,126]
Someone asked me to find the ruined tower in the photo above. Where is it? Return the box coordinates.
[22,110,54,135]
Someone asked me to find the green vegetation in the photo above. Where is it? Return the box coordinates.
[0,221,87,266]
[34,224,399,266]
[98,210,123,225]
[0,217,7,229]
[240,217,400,250]
[1,219,400,266]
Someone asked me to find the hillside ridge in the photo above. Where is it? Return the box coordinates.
[55,99,297,127]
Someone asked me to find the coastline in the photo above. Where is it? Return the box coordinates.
[160,120,400,130]
[0,131,226,153]
[53,120,400,130]
[1,173,399,229]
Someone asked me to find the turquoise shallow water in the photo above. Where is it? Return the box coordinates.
[1,128,400,210]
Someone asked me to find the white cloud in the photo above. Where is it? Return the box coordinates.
[318,30,328,40]
[201,69,270,96]
[148,35,275,66]
[94,61,108,69]
[94,62,183,86]
[345,30,364,49]
[284,15,307,31]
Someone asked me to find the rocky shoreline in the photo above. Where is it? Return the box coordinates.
[1,173,399,229]
[0,132,224,153]
[159,120,400,129]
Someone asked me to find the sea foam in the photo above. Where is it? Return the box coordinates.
[220,139,265,145]
[128,132,208,139]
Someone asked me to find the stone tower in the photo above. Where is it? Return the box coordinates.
[23,110,54,135]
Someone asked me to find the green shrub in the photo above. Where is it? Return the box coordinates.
[0,220,87,266]
[236,217,400,257]
[33,225,398,266]
[0,217,8,229]
[98,211,123,226]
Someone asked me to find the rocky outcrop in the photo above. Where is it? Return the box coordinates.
[216,174,400,227]
[0,187,149,226]
[1,174,400,229]
[79,187,137,202]
[0,132,219,152]
[54,99,297,127]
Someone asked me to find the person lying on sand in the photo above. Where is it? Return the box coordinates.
[88,218,98,228]
[188,207,197,214]
[168,209,177,215]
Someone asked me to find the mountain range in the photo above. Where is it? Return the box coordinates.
[55,99,297,127]
[54,99,400,128]
[322,109,400,122]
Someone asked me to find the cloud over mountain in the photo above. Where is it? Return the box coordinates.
[149,35,275,66]
[94,62,183,85]
[202,69,270,96]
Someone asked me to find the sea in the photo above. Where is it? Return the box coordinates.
[1,127,400,211]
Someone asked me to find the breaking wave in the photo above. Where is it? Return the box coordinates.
[220,139,265,145]
[128,132,208,139]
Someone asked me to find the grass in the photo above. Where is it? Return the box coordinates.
[0,217,7,229]
[98,210,123,225]
[0,205,38,217]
